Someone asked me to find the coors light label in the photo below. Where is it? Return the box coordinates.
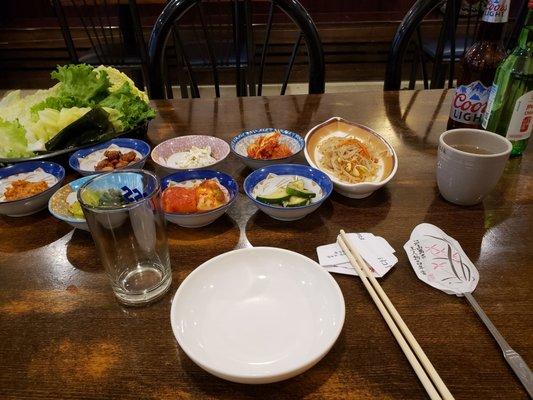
[449,81,491,126]
[482,0,510,23]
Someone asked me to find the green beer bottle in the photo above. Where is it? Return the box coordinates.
[482,1,533,156]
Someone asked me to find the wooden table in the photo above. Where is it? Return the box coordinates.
[0,90,531,399]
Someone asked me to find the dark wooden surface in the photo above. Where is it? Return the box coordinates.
[0,90,531,399]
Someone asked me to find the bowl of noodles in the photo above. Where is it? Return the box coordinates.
[304,117,397,198]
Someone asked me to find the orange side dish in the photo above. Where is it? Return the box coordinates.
[246,131,293,160]
[162,186,197,213]
[162,179,228,213]
[4,180,49,201]
[196,180,226,211]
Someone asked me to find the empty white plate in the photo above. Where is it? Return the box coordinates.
[170,247,345,384]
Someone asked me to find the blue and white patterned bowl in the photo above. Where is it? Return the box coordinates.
[230,128,304,170]
[69,138,150,176]
[161,170,238,228]
[244,164,333,221]
[48,175,94,231]
[0,161,65,217]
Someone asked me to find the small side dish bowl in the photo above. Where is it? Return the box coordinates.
[304,117,398,199]
[230,128,304,170]
[161,170,238,228]
[243,164,333,221]
[48,175,94,231]
[0,161,65,217]
[69,138,150,176]
[151,135,230,176]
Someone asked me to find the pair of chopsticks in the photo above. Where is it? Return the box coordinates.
[337,230,454,400]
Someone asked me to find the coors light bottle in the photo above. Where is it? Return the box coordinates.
[447,0,510,129]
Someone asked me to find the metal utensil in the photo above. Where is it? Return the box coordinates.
[465,293,532,398]
[404,223,532,397]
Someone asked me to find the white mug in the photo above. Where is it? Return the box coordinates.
[437,129,512,206]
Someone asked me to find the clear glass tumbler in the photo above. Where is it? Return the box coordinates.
[78,169,172,305]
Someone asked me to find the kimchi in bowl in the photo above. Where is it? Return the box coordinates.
[230,128,304,170]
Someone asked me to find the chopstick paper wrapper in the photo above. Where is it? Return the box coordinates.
[404,223,533,397]
[317,233,397,277]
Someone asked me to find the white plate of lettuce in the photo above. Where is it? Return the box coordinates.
[0,64,155,162]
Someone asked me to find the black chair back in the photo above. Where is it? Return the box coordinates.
[52,0,148,86]
[384,0,528,91]
[147,0,325,99]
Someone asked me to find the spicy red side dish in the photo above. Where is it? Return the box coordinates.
[247,131,293,160]
[162,179,227,213]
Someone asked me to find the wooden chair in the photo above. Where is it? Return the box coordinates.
[51,0,149,87]
[147,0,325,99]
[384,0,528,91]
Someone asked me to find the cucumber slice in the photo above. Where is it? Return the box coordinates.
[286,182,316,199]
[256,188,290,204]
[282,196,310,207]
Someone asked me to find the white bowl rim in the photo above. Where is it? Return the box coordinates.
[170,246,345,381]
[304,116,398,189]
[150,135,230,169]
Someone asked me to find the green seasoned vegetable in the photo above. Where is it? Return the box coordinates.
[81,189,100,207]
[0,118,32,158]
[45,108,111,151]
[68,201,84,218]
[98,189,126,207]
[255,178,317,208]
[282,196,310,207]
[98,82,155,130]
[286,180,316,199]
[256,188,291,204]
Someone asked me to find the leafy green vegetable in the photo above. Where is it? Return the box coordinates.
[26,107,91,145]
[0,64,154,159]
[0,118,33,158]
[30,95,83,117]
[95,66,149,103]
[52,64,110,103]
[98,82,155,130]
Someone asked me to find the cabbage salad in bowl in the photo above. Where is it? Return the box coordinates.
[0,64,155,159]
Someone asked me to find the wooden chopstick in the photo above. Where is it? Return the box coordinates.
[338,231,453,400]
[339,230,454,399]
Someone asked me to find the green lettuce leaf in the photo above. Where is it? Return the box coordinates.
[52,64,110,103]
[98,82,155,130]
[0,118,32,158]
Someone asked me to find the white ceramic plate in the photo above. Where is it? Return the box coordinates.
[170,247,345,384]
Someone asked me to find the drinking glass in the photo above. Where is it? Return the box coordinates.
[78,169,172,305]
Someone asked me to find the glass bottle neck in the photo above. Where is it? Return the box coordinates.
[517,9,533,49]
[476,21,505,41]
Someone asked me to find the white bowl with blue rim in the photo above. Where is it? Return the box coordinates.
[48,175,94,231]
[0,161,65,217]
[161,170,238,228]
[244,164,333,221]
[69,138,150,176]
[230,128,304,170]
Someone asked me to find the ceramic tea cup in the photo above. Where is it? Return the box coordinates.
[437,129,512,206]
